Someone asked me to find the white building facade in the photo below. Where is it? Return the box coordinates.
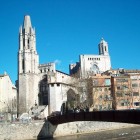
[0,72,17,113]
[70,38,111,78]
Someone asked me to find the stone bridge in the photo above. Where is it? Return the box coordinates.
[47,110,140,125]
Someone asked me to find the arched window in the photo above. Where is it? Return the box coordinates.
[105,46,107,51]
[22,59,25,73]
[92,64,99,74]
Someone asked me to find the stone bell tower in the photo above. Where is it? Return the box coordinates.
[98,38,109,56]
[18,15,39,115]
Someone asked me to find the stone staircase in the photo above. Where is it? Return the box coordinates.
[29,105,48,119]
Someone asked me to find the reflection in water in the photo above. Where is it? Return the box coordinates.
[52,132,110,140]
[53,134,97,140]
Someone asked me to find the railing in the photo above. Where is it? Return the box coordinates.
[47,110,140,125]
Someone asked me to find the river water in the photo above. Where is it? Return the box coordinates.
[43,126,140,140]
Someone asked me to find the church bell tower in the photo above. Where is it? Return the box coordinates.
[18,15,39,114]
[98,38,109,56]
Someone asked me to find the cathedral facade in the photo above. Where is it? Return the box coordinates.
[70,38,111,78]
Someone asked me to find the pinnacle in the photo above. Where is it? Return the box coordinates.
[23,15,32,30]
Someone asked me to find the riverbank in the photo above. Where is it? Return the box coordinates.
[52,125,140,140]
[0,120,138,140]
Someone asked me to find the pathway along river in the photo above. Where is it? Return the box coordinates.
[26,125,140,140]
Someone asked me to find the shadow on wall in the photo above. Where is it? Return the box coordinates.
[37,120,57,140]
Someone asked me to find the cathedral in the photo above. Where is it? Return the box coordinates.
[17,15,111,116]
[70,38,111,78]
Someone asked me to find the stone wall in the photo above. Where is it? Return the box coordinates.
[0,120,137,140]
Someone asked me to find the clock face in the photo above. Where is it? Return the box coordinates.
[92,64,99,74]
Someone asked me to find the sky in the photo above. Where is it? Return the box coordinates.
[0,0,140,83]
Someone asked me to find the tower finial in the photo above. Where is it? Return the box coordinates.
[23,15,32,30]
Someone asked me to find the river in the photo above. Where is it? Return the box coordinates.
[42,126,140,140]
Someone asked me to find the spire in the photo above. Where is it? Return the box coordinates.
[23,15,32,32]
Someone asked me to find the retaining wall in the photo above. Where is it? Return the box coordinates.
[0,120,137,140]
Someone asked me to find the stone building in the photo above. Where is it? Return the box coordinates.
[111,75,131,110]
[18,15,140,118]
[129,74,140,108]
[87,74,112,111]
[70,38,111,78]
[18,15,39,115]
[111,69,140,110]
[17,15,79,116]
[0,72,17,115]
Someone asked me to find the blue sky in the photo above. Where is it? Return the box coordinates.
[0,0,140,83]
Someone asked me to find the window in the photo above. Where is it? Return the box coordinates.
[116,79,128,82]
[22,59,25,72]
[125,93,130,96]
[121,103,125,106]
[99,95,102,99]
[104,88,108,91]
[104,95,108,100]
[105,79,111,86]
[51,84,54,87]
[134,102,140,106]
[99,105,102,110]
[117,86,121,90]
[92,64,99,73]
[23,40,25,46]
[132,83,138,87]
[108,104,111,109]
[116,92,122,97]
[28,39,30,49]
[120,101,129,106]
[133,92,139,96]
[57,83,60,86]
[123,85,128,90]
[105,46,106,51]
